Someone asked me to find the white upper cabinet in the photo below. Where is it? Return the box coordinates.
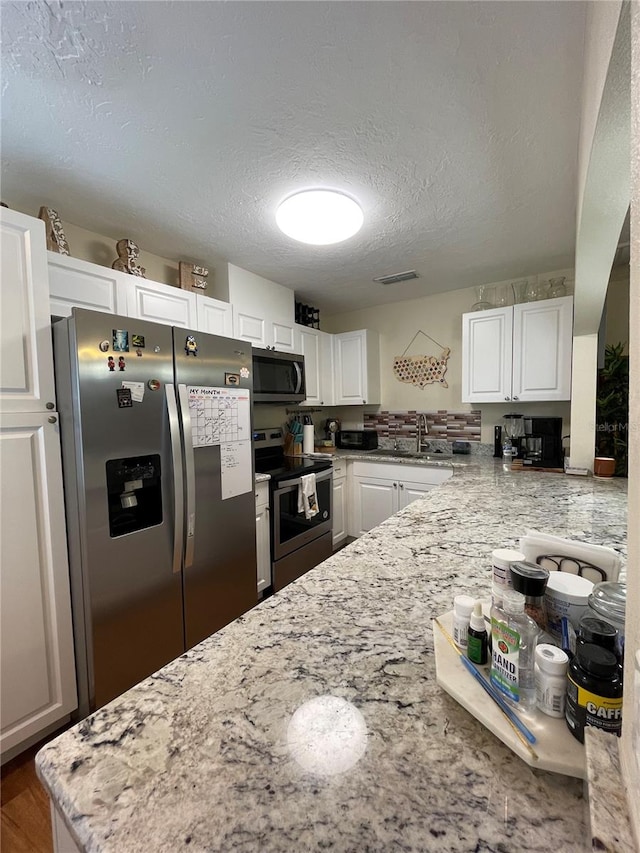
[48,253,128,319]
[126,277,197,328]
[512,297,573,401]
[294,325,334,406]
[195,294,233,338]
[217,264,295,351]
[333,329,380,406]
[0,209,56,412]
[462,297,573,403]
[461,307,513,403]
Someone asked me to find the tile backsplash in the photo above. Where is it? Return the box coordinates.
[364,410,481,442]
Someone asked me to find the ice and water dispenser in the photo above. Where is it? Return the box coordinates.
[106,455,163,537]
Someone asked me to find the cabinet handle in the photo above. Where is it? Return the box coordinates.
[513,396,519,401]
[399,483,404,489]
[504,396,511,401]
[48,416,57,424]
[393,482,397,488]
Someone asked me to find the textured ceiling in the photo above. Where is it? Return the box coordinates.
[1,1,586,314]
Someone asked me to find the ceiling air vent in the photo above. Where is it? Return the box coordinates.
[373,270,420,286]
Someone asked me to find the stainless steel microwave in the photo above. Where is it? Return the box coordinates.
[252,348,306,403]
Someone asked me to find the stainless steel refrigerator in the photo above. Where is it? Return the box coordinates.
[54,308,257,717]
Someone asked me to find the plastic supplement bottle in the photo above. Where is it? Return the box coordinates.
[565,643,622,742]
[453,595,475,650]
[490,589,538,712]
[491,548,526,592]
[535,644,569,718]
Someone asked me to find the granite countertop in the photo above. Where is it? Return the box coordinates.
[255,472,271,484]
[37,458,627,853]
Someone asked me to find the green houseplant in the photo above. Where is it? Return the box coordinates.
[595,342,629,477]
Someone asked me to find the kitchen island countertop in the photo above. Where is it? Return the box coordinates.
[36,457,627,852]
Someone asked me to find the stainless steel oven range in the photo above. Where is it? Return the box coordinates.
[254,427,333,591]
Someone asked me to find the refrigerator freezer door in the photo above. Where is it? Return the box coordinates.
[173,330,257,649]
[55,310,185,715]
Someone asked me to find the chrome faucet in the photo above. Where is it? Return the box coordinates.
[416,414,429,453]
[392,423,400,451]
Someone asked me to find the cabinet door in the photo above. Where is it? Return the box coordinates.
[398,480,437,509]
[0,209,56,412]
[512,297,573,401]
[351,476,397,536]
[333,331,366,405]
[255,502,271,595]
[461,307,513,403]
[0,412,77,757]
[332,477,348,548]
[233,308,267,347]
[270,320,295,352]
[126,278,197,328]
[48,253,128,319]
[295,326,322,404]
[196,294,233,337]
[333,330,379,405]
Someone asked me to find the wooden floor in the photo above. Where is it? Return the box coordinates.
[1,744,53,853]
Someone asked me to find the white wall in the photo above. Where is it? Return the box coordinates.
[605,263,631,350]
[621,0,639,837]
[571,1,630,470]
[324,273,573,444]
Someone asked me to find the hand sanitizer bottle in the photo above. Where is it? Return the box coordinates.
[490,589,538,712]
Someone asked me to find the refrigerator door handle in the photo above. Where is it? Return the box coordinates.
[177,384,196,569]
[166,384,184,575]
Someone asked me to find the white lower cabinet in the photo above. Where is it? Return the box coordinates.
[349,461,453,537]
[332,460,347,548]
[0,412,77,761]
[255,482,271,595]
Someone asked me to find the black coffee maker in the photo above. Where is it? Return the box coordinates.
[521,417,564,468]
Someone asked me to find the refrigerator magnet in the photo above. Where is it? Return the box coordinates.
[118,357,126,371]
[185,335,198,356]
[132,334,145,348]
[107,357,115,371]
[99,340,110,352]
[240,367,250,379]
[116,388,133,408]
[113,330,129,352]
[225,373,240,386]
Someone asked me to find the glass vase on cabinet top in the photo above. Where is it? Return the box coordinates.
[549,277,567,297]
[471,285,494,311]
[510,280,528,304]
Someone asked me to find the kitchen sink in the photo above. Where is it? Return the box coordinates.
[369,449,453,461]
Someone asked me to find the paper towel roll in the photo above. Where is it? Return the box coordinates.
[303,424,315,454]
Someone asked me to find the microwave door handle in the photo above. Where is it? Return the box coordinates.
[294,361,303,394]
[177,384,196,569]
[166,385,184,574]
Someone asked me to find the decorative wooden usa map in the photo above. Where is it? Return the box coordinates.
[393,330,451,389]
[393,348,451,388]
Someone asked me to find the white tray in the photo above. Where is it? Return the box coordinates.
[433,610,586,778]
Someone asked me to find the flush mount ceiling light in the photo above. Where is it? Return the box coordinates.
[276,190,364,245]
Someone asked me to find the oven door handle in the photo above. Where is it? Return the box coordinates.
[275,469,332,492]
